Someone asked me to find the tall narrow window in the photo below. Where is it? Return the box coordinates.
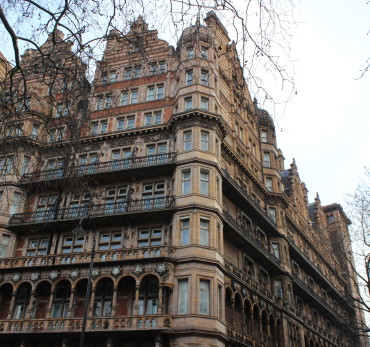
[182,170,191,195]
[269,207,277,223]
[271,242,280,259]
[200,171,209,195]
[200,97,209,111]
[21,156,30,175]
[201,46,208,59]
[187,47,194,59]
[265,178,273,192]
[261,130,268,143]
[199,280,210,314]
[263,152,271,167]
[200,219,209,246]
[186,70,193,86]
[178,280,188,314]
[130,89,138,104]
[200,131,209,151]
[0,234,10,258]
[183,131,192,151]
[185,97,193,110]
[200,69,209,86]
[180,218,190,245]
[9,192,21,215]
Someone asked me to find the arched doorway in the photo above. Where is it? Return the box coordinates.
[117,276,136,316]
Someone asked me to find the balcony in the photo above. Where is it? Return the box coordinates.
[227,326,270,347]
[293,277,349,325]
[222,169,278,232]
[288,238,347,302]
[9,196,175,226]
[223,211,282,271]
[19,152,177,184]
[0,245,175,269]
[223,259,284,308]
[0,315,172,334]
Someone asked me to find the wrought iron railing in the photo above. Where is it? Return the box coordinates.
[222,169,277,227]
[20,153,176,183]
[223,211,281,266]
[9,196,175,225]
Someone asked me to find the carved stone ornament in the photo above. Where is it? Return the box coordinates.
[49,270,59,281]
[155,263,169,280]
[251,294,257,302]
[132,263,144,277]
[30,272,40,282]
[232,281,239,291]
[111,266,121,277]
[260,300,266,308]
[92,267,100,278]
[242,287,247,296]
[69,269,80,280]
[12,273,22,283]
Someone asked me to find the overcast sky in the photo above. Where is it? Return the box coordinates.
[274,0,370,207]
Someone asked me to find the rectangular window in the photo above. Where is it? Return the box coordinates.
[109,70,117,83]
[263,152,271,167]
[144,111,162,126]
[134,65,141,78]
[199,280,210,314]
[49,127,65,142]
[185,97,193,110]
[91,120,108,135]
[147,84,164,101]
[9,192,21,215]
[116,115,136,130]
[200,97,209,111]
[62,235,84,253]
[130,89,138,104]
[99,231,122,250]
[27,238,49,256]
[269,207,276,223]
[200,69,209,86]
[201,46,208,59]
[200,170,209,195]
[138,227,162,247]
[200,131,209,151]
[187,47,194,59]
[124,67,132,80]
[0,234,10,258]
[101,72,108,84]
[261,130,268,143]
[183,131,192,151]
[271,242,280,259]
[180,218,190,245]
[265,178,273,192]
[182,170,191,195]
[96,95,111,110]
[0,156,13,174]
[178,280,188,314]
[31,124,39,139]
[200,219,209,246]
[20,156,30,175]
[186,70,193,86]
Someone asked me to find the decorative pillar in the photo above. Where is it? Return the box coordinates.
[67,290,75,318]
[46,291,55,318]
[267,320,271,345]
[157,285,163,315]
[259,314,263,342]
[107,337,113,347]
[241,303,246,332]
[7,291,16,320]
[133,285,140,315]
[111,286,118,316]
[155,334,162,347]
[62,337,68,347]
[231,298,235,328]
[25,290,35,319]
[88,288,96,316]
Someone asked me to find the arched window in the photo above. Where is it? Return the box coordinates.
[0,283,13,319]
[13,283,31,319]
[93,278,113,317]
[51,281,71,318]
[138,275,159,314]
[117,276,136,316]
[34,281,51,318]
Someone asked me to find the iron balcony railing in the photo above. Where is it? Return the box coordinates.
[223,210,281,266]
[222,169,277,228]
[9,196,175,225]
[20,152,177,183]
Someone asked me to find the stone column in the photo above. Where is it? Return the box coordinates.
[6,291,16,320]
[46,291,55,318]
[111,286,118,316]
[67,290,75,318]
[133,285,140,315]
[25,290,35,319]
[157,285,163,315]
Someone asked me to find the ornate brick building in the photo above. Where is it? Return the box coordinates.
[0,12,367,347]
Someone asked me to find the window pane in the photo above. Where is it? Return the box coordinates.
[178,280,188,314]
[199,280,210,314]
